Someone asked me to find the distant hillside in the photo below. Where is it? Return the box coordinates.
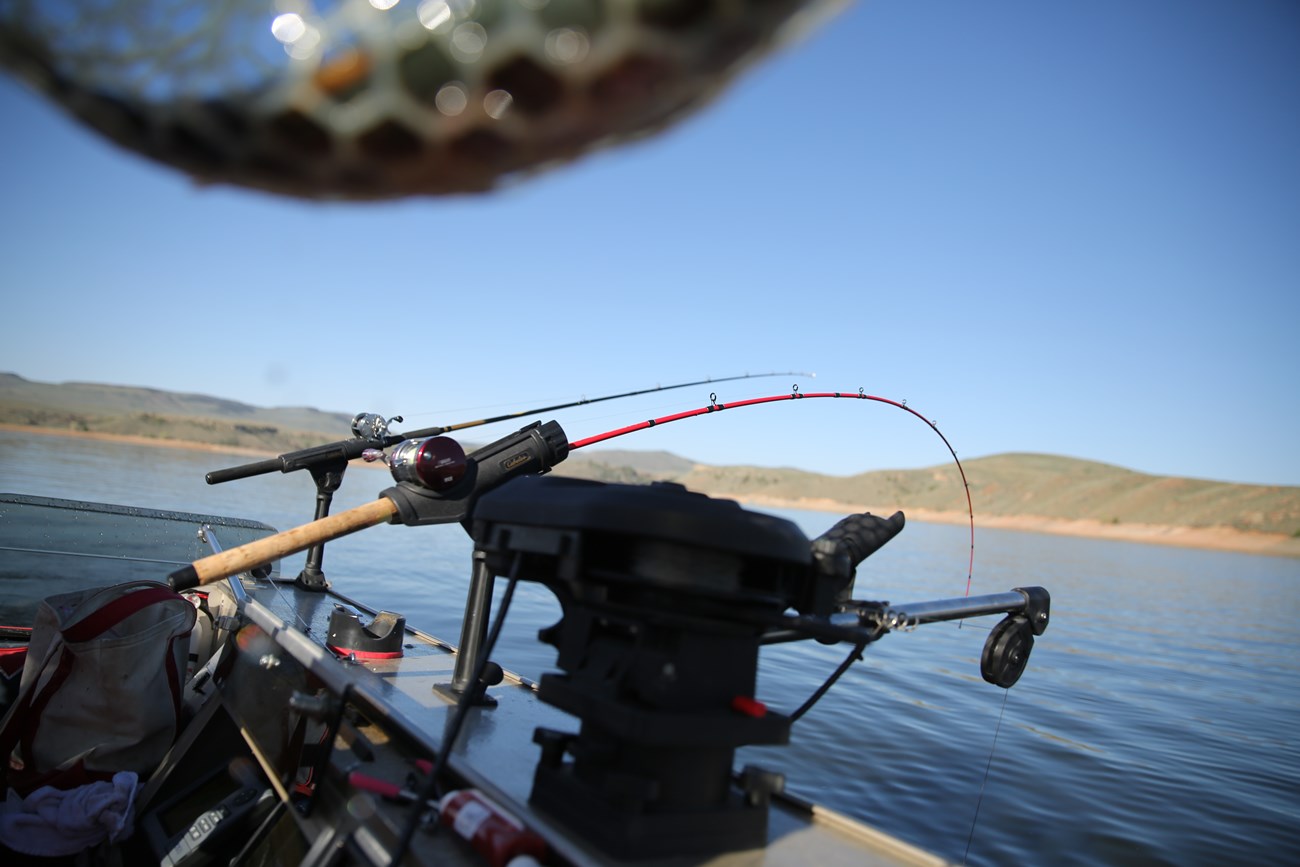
[0,373,353,452]
[669,454,1300,536]
[560,448,696,482]
[4,373,1298,548]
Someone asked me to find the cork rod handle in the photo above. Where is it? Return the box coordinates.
[168,497,399,591]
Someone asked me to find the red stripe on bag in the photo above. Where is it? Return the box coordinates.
[63,585,184,642]
[1,583,196,795]
[17,648,76,771]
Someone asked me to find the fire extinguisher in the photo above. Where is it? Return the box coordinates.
[438,789,547,867]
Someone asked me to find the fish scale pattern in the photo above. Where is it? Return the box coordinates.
[0,0,828,199]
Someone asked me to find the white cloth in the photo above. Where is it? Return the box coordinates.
[0,771,138,856]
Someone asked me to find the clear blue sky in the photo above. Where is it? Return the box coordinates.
[1,1,1297,486]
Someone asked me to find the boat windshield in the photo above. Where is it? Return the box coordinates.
[0,494,278,626]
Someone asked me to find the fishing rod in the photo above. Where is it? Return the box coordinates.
[405,370,818,437]
[171,387,974,597]
[205,371,812,485]
[201,371,810,590]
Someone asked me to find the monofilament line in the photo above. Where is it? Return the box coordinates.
[963,688,1012,864]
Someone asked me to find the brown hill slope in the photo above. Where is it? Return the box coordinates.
[4,373,1297,555]
[0,373,352,452]
[670,454,1299,536]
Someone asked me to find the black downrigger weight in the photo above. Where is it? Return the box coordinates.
[468,476,1051,859]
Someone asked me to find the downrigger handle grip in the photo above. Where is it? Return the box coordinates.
[804,511,906,617]
[815,510,906,571]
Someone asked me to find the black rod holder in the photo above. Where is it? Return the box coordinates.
[442,550,498,707]
[294,458,348,591]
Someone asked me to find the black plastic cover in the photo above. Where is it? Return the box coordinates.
[473,476,810,565]
[326,607,406,658]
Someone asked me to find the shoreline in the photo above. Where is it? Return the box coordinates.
[0,423,289,458]
[5,424,1298,559]
[735,495,1300,559]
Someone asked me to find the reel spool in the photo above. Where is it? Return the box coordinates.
[981,615,1035,688]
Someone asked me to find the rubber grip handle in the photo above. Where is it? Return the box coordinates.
[206,457,283,485]
[814,510,906,569]
[167,497,399,591]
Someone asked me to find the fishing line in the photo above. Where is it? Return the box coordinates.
[401,374,804,420]
[963,688,1012,864]
[405,371,813,438]
[569,387,976,598]
[401,395,585,419]
[265,578,316,635]
[541,393,759,437]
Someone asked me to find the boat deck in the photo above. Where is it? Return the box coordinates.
[211,575,950,866]
[1,493,952,866]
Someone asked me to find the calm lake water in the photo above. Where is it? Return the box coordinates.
[2,430,1298,865]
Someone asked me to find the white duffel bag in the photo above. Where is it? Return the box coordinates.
[0,581,196,795]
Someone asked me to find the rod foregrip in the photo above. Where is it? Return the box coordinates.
[167,497,399,591]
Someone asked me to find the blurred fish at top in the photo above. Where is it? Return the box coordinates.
[0,0,845,200]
